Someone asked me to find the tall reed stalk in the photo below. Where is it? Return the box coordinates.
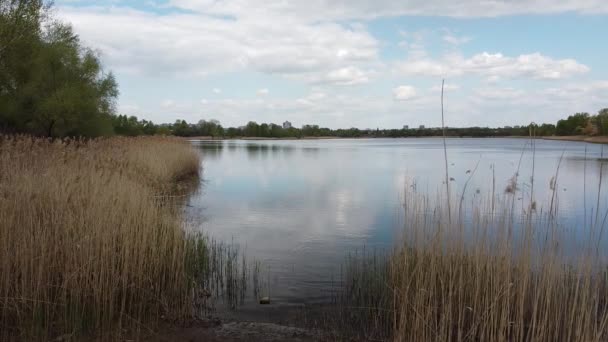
[390,186,608,341]
[337,162,608,341]
[0,136,203,340]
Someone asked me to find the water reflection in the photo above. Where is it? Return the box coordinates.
[192,140,302,160]
[186,138,608,304]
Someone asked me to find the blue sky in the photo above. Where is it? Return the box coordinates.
[56,0,608,128]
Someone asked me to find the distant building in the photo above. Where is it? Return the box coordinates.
[419,125,425,129]
[283,121,292,129]
[403,125,409,129]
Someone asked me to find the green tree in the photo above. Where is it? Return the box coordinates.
[0,0,46,131]
[141,119,158,135]
[259,123,269,137]
[594,108,608,136]
[172,120,191,136]
[0,1,118,137]
[536,123,556,136]
[268,123,283,138]
[244,121,259,136]
[112,115,144,136]
[225,127,239,137]
[556,113,589,136]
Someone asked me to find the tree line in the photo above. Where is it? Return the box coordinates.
[1,2,607,139]
[106,114,607,139]
[555,110,608,136]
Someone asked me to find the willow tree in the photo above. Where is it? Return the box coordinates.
[0,0,118,137]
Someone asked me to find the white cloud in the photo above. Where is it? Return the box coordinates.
[397,52,589,80]
[55,1,607,129]
[296,92,328,105]
[168,0,608,20]
[393,85,418,101]
[543,80,608,96]
[126,80,608,130]
[541,81,608,103]
[475,87,524,100]
[320,66,370,85]
[430,83,460,91]
[160,99,175,108]
[257,88,269,96]
[58,6,379,85]
[442,32,471,45]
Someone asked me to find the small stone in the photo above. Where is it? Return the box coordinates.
[259,297,270,304]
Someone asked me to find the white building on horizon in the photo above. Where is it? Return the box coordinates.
[283,121,292,129]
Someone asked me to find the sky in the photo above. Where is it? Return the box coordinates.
[54,0,608,129]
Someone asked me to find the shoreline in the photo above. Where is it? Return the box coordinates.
[540,135,608,144]
[185,136,521,141]
[184,136,341,141]
[184,135,608,144]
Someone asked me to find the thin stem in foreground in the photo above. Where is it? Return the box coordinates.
[440,79,451,224]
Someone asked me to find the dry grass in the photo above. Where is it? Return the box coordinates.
[338,182,608,341]
[389,189,608,341]
[0,135,202,340]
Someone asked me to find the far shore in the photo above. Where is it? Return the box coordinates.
[183,135,608,144]
[541,135,608,144]
[184,136,341,141]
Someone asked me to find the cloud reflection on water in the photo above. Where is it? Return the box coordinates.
[187,138,608,303]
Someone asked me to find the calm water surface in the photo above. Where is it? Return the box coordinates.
[186,138,608,305]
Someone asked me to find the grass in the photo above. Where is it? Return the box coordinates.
[0,135,206,340]
[390,191,608,341]
[331,145,608,341]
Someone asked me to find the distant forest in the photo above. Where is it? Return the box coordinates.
[1,2,607,139]
[109,110,607,139]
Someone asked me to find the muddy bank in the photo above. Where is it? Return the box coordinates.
[150,319,325,342]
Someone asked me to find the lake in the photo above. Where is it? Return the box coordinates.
[186,138,607,308]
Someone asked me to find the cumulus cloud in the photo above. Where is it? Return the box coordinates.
[542,81,608,100]
[393,85,418,101]
[257,88,269,96]
[397,52,589,80]
[58,6,379,85]
[319,66,370,85]
[168,0,608,20]
[129,79,608,130]
[54,1,607,128]
[61,2,590,87]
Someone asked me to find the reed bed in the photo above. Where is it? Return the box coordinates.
[336,156,608,341]
[0,135,205,340]
[389,190,608,341]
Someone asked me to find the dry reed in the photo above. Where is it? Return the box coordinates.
[338,172,608,341]
[390,188,608,341]
[0,135,202,340]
